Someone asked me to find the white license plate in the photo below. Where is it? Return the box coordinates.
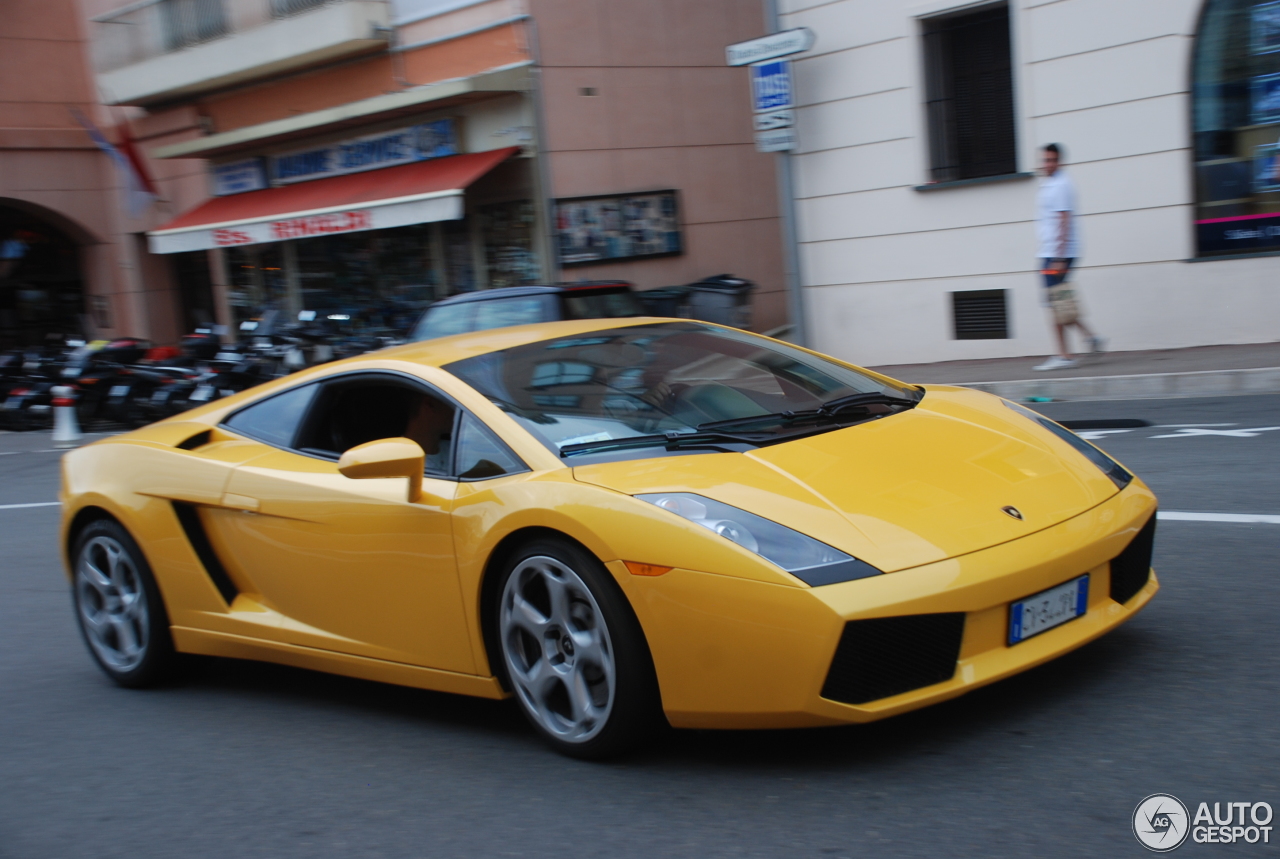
[1009,574,1089,644]
[109,385,129,397]
[151,390,170,403]
[190,385,214,402]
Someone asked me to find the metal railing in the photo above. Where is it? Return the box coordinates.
[91,0,345,73]
[160,0,228,50]
[269,0,332,18]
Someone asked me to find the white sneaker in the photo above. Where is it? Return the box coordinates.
[1089,336,1106,354]
[1034,355,1079,371]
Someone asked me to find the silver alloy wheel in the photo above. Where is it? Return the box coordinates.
[499,555,616,744]
[75,535,149,673]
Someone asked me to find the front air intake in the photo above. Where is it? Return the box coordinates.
[1109,513,1156,606]
[820,613,966,705]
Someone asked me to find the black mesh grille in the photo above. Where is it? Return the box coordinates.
[1110,513,1156,605]
[821,613,966,705]
[952,289,1009,340]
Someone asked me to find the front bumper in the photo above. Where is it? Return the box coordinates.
[619,481,1158,730]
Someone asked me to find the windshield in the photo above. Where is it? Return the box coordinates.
[443,322,916,460]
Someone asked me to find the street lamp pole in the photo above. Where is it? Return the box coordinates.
[763,0,808,347]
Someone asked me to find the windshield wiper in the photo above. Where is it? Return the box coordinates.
[816,390,920,416]
[559,428,776,458]
[695,391,921,433]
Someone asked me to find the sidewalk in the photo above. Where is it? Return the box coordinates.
[866,342,1280,401]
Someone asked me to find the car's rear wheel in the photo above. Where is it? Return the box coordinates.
[72,519,180,688]
[495,538,662,759]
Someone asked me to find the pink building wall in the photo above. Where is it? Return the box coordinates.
[532,0,788,331]
[1,0,187,343]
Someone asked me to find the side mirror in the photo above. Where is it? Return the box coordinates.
[337,438,424,502]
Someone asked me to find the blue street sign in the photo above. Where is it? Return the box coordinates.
[750,60,793,112]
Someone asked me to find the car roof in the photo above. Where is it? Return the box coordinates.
[375,316,678,368]
[429,282,633,306]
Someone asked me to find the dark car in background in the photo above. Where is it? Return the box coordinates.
[408,282,645,342]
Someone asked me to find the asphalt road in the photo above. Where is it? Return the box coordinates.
[3,395,1279,858]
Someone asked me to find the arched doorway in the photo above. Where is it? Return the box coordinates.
[1193,0,1280,256]
[0,202,87,348]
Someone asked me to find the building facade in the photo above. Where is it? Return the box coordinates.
[67,0,786,342]
[782,0,1280,367]
[1,0,144,348]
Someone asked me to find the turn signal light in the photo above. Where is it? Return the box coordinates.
[624,561,672,577]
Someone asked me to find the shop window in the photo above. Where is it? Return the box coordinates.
[171,251,216,333]
[225,223,440,335]
[480,201,539,289]
[444,220,475,293]
[1193,0,1280,256]
[226,243,287,328]
[922,4,1017,183]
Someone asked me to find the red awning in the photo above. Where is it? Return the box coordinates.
[148,146,520,254]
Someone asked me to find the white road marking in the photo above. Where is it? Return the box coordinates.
[1149,426,1280,439]
[0,502,60,510]
[1076,429,1133,440]
[1158,511,1280,524]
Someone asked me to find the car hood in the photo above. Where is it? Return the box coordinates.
[571,387,1121,573]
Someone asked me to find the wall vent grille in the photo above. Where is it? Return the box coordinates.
[952,289,1009,340]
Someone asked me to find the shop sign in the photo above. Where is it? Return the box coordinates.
[210,210,375,246]
[270,119,458,185]
[1197,212,1280,255]
[212,159,268,196]
[556,191,681,265]
[149,191,464,254]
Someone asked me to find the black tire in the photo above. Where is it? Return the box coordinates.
[71,518,181,688]
[493,537,664,759]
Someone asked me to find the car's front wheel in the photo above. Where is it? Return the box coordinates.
[495,538,662,759]
[72,518,180,688]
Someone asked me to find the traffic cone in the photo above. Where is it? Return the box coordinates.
[51,385,82,449]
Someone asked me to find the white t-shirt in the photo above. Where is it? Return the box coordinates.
[1037,170,1079,259]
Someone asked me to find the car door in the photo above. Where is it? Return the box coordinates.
[205,372,476,673]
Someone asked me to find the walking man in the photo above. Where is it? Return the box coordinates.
[1034,143,1103,371]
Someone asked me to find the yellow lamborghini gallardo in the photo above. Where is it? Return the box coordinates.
[60,319,1157,757]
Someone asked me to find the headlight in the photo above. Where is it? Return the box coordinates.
[1003,401,1132,489]
[635,493,882,587]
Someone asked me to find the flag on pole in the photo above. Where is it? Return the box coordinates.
[112,107,159,198]
[71,108,157,217]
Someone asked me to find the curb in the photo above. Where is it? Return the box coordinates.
[947,366,1280,401]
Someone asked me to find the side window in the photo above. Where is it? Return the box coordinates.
[472,297,550,331]
[454,413,527,480]
[294,376,456,475]
[222,383,317,448]
[412,303,474,341]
